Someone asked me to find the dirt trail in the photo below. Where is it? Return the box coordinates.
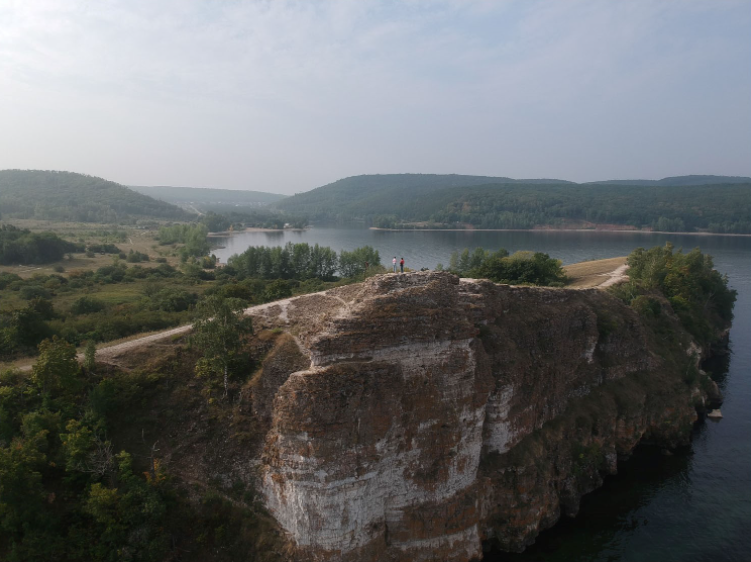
[16,264,630,371]
[91,297,303,365]
[598,264,630,288]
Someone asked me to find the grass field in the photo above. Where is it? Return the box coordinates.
[563,256,627,288]
[0,219,189,279]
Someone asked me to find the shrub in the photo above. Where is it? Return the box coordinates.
[70,296,107,315]
[475,250,566,286]
[631,295,662,317]
[264,279,292,301]
[20,285,52,300]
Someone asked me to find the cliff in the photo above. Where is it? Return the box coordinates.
[237,271,718,561]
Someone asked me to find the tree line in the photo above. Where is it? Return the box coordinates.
[199,210,307,232]
[275,174,751,233]
[0,224,82,265]
[228,243,381,281]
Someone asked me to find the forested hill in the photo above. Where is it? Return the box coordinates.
[587,175,751,186]
[273,173,751,233]
[0,170,191,223]
[129,185,286,208]
[273,174,573,219]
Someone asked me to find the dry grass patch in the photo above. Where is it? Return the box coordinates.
[564,257,627,288]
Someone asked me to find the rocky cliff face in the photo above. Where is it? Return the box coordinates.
[245,272,713,561]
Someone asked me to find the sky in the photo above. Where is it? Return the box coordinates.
[1,1,750,195]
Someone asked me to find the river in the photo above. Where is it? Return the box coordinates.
[212,228,750,562]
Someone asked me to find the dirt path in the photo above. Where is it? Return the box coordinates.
[598,264,630,288]
[94,324,194,363]
[15,263,631,371]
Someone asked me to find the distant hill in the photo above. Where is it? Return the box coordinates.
[0,170,191,223]
[587,175,751,186]
[274,174,573,220]
[129,185,286,209]
[273,173,751,233]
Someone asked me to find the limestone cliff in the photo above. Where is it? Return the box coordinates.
[243,272,718,561]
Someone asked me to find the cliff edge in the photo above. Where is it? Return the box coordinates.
[240,271,718,561]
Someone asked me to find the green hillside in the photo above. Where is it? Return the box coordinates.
[0,170,191,223]
[424,182,751,232]
[273,174,573,221]
[273,174,751,233]
[129,185,286,208]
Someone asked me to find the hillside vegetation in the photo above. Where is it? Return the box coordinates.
[0,170,191,223]
[0,225,81,265]
[274,174,572,222]
[274,174,751,233]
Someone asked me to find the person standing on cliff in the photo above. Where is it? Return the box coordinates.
[393,256,397,273]
[400,257,405,273]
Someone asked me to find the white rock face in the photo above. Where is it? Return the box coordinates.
[261,338,487,560]
[484,385,516,454]
[250,272,658,562]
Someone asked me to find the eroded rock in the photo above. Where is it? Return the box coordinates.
[243,272,716,561]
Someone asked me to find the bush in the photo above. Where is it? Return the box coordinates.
[631,295,662,317]
[70,296,107,315]
[149,288,198,312]
[218,284,255,303]
[20,285,52,300]
[471,250,566,286]
[0,272,22,290]
[86,243,122,254]
[126,249,149,263]
[264,279,292,301]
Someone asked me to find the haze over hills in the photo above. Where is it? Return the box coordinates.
[273,173,751,233]
[3,169,750,234]
[0,170,191,223]
[586,175,751,186]
[129,185,286,209]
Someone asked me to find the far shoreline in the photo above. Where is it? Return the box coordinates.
[208,227,308,236]
[368,227,751,237]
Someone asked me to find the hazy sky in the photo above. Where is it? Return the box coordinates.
[1,1,750,194]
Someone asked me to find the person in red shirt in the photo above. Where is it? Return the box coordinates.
[399,257,405,273]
